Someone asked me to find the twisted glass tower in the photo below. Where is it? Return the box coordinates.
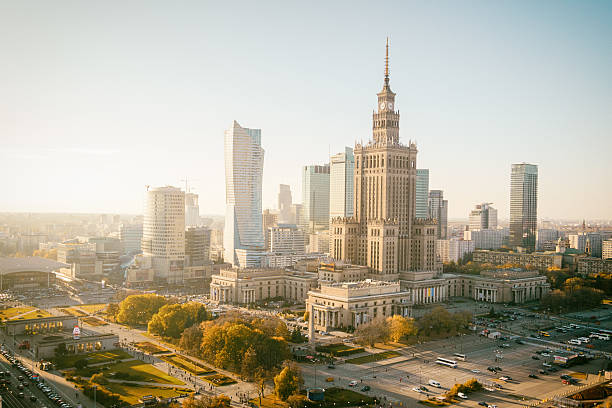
[223,121,265,267]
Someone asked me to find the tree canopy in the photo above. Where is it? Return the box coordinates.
[115,294,170,327]
[148,302,210,338]
[274,363,303,401]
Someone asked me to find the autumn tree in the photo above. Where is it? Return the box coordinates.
[287,394,308,408]
[148,302,209,338]
[115,294,170,327]
[355,319,389,346]
[274,363,303,401]
[179,324,203,353]
[387,315,417,342]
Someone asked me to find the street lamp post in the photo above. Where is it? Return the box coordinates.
[93,385,97,408]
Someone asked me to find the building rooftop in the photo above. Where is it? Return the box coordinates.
[0,257,69,275]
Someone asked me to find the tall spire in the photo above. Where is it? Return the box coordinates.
[384,37,390,87]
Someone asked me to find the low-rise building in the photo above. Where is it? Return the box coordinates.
[447,269,550,303]
[577,257,612,275]
[463,228,509,250]
[473,249,562,269]
[307,280,412,331]
[317,261,369,283]
[210,267,318,304]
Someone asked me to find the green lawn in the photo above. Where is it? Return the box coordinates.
[107,360,185,385]
[15,310,53,320]
[0,307,35,320]
[55,349,132,369]
[77,303,108,315]
[133,341,169,354]
[321,387,376,406]
[345,350,401,364]
[161,354,215,376]
[104,382,191,405]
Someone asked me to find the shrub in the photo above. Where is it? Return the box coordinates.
[74,359,88,369]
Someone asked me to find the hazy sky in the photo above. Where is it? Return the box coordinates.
[1,1,611,220]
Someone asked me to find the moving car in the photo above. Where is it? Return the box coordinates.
[428,380,441,388]
[348,380,358,387]
[457,392,468,399]
[478,402,488,407]
[529,374,538,379]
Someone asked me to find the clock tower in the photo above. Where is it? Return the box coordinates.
[373,38,400,145]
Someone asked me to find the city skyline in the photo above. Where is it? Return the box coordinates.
[1,1,611,220]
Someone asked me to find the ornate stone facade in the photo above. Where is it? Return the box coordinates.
[330,40,440,278]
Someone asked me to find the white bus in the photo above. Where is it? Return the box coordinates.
[435,358,458,368]
[453,353,466,361]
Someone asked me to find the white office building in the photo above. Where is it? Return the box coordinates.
[330,147,354,220]
[142,186,185,284]
[224,121,265,267]
[436,239,475,263]
[469,203,497,231]
[463,228,509,250]
[268,224,305,255]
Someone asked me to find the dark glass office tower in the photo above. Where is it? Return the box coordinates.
[509,163,538,251]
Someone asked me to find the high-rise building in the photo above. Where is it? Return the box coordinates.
[185,227,211,267]
[277,184,293,223]
[142,186,185,284]
[268,224,305,255]
[415,169,429,219]
[302,164,330,232]
[185,193,200,227]
[331,40,439,276]
[536,229,561,251]
[119,223,143,255]
[223,121,265,267]
[428,190,448,239]
[469,203,497,231]
[330,147,355,220]
[436,238,475,263]
[569,232,606,258]
[464,228,509,250]
[262,209,279,251]
[509,163,538,251]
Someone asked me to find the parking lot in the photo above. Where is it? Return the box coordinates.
[301,333,607,408]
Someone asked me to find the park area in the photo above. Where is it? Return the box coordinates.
[54,349,132,369]
[345,350,401,364]
[81,316,108,326]
[133,341,170,354]
[0,306,52,321]
[103,383,192,405]
[161,354,215,375]
[315,343,364,356]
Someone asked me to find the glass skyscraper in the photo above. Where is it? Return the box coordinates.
[223,121,265,267]
[416,169,429,219]
[509,163,538,251]
[302,164,330,232]
[330,147,354,221]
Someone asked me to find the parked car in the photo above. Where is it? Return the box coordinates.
[457,392,468,399]
[361,386,371,392]
[529,374,538,379]
[348,380,358,387]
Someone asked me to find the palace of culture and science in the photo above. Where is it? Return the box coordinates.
[330,40,440,279]
[211,41,550,332]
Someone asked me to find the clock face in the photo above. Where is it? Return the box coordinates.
[388,102,393,110]
[380,102,385,110]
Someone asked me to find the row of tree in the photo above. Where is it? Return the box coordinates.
[354,307,472,346]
